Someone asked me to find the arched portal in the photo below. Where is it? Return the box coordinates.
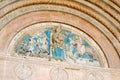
[0,0,120,80]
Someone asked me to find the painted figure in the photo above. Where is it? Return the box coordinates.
[75,36,85,58]
[51,26,65,61]
[16,26,100,66]
[41,33,48,53]
[28,38,34,54]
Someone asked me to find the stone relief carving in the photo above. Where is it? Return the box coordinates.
[49,66,68,80]
[87,70,104,80]
[14,62,33,80]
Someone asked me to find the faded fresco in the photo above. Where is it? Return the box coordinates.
[16,26,100,66]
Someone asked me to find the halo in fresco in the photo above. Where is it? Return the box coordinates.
[14,23,100,67]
